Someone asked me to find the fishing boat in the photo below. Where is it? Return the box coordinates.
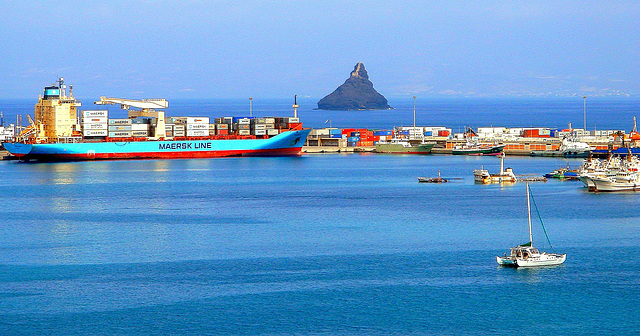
[496,183,566,267]
[417,170,447,183]
[578,154,640,192]
[452,128,505,155]
[473,153,517,183]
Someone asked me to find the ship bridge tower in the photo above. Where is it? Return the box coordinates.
[34,77,82,142]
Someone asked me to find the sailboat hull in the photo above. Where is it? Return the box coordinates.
[515,254,567,267]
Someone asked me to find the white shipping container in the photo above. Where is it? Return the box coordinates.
[238,130,251,135]
[132,130,149,137]
[108,125,132,131]
[108,131,132,137]
[109,118,132,125]
[131,124,149,131]
[252,124,267,130]
[174,131,185,136]
[83,129,108,137]
[186,117,209,124]
[82,110,108,118]
[174,124,186,131]
[186,130,209,137]
[288,117,300,123]
[264,118,276,124]
[82,117,108,124]
[237,118,251,124]
[267,129,279,136]
[187,123,209,130]
[315,128,330,136]
[254,129,267,136]
[83,123,107,130]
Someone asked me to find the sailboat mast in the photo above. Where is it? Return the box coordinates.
[526,183,533,245]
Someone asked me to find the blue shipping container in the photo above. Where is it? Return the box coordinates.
[347,137,360,142]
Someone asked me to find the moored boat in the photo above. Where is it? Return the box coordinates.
[452,138,505,155]
[375,139,434,154]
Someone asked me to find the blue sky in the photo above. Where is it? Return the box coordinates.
[1,0,638,99]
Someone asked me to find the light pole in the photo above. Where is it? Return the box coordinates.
[249,97,253,117]
[413,96,417,140]
[583,96,586,132]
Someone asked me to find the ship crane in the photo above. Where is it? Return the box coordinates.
[94,97,169,138]
[94,97,168,118]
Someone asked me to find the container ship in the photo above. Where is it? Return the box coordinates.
[2,79,310,161]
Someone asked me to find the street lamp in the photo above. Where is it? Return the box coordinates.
[583,96,586,132]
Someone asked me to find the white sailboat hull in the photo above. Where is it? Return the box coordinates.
[515,254,567,267]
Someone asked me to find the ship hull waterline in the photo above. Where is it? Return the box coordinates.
[3,129,311,162]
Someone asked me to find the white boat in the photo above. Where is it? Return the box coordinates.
[579,155,640,192]
[473,152,517,184]
[496,183,566,267]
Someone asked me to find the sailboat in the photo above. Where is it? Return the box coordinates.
[496,183,566,267]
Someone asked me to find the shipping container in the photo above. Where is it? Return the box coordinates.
[216,123,229,130]
[237,124,250,130]
[254,129,267,136]
[238,130,251,135]
[348,136,360,142]
[186,117,209,124]
[108,131,132,138]
[288,117,300,123]
[264,118,276,124]
[173,131,186,136]
[108,119,133,126]
[108,125,132,131]
[267,129,279,136]
[438,130,450,137]
[186,130,209,137]
[131,117,154,124]
[216,129,229,135]
[237,118,251,125]
[83,123,107,130]
[82,110,108,118]
[83,129,108,137]
[131,130,149,137]
[82,117,108,124]
[187,123,209,130]
[252,124,267,130]
[174,124,186,131]
[131,124,149,131]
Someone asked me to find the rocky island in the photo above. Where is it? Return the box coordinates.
[317,63,391,110]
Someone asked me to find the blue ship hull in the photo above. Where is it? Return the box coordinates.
[3,129,310,161]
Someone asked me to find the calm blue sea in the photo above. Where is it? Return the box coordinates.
[1,99,640,335]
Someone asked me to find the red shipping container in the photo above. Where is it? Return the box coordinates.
[342,128,356,135]
[438,130,450,137]
[217,129,229,135]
